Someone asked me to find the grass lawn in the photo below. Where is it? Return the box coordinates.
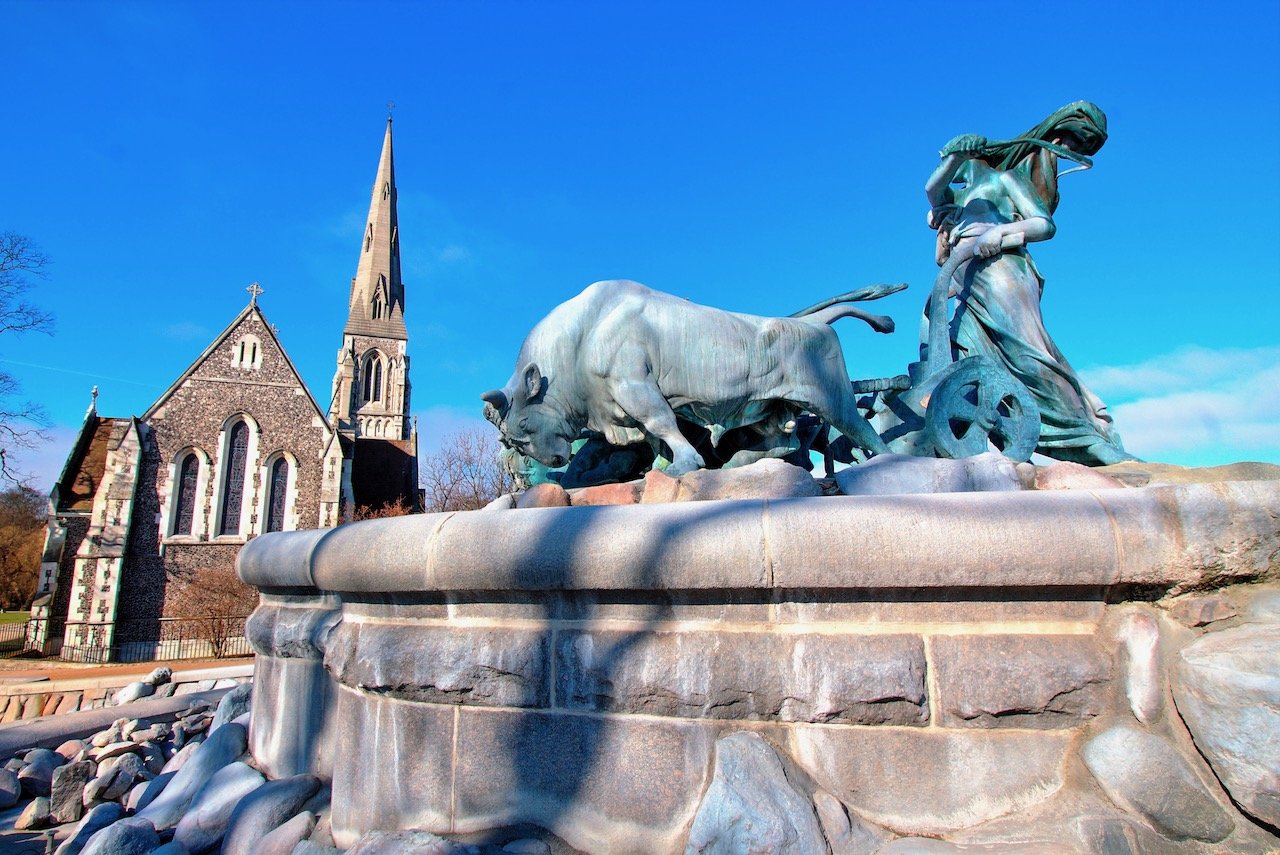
[0,612,29,625]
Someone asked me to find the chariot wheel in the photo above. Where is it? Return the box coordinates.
[924,356,1040,461]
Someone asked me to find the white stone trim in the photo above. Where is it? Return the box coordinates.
[161,446,213,542]
[256,450,299,533]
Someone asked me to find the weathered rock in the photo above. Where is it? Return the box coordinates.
[481,493,516,511]
[254,809,316,855]
[146,666,173,686]
[134,769,176,813]
[516,482,571,509]
[80,817,160,855]
[18,751,57,796]
[91,719,127,747]
[148,843,190,855]
[136,721,248,830]
[813,790,892,855]
[121,718,143,739]
[643,458,821,504]
[1173,621,1280,828]
[1100,459,1280,487]
[836,452,1023,497]
[55,739,88,761]
[558,629,928,724]
[91,740,140,761]
[0,766,20,808]
[685,731,826,855]
[101,751,146,801]
[502,839,552,855]
[876,839,1064,853]
[292,843,345,855]
[1032,461,1126,491]
[15,795,52,829]
[221,773,323,855]
[173,760,266,853]
[161,739,201,774]
[794,728,1069,836]
[210,683,252,733]
[568,480,643,506]
[931,634,1111,728]
[347,830,474,853]
[114,682,156,705]
[4,756,25,772]
[50,759,94,824]
[1116,611,1162,724]
[53,801,125,855]
[1166,593,1239,628]
[1081,724,1232,842]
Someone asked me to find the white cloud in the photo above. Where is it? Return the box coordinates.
[1083,346,1280,466]
[1084,345,1280,401]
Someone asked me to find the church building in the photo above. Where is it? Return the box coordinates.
[29,119,419,662]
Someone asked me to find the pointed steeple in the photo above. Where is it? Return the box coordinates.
[344,117,406,340]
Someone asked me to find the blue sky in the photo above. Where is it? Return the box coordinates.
[3,1,1278,488]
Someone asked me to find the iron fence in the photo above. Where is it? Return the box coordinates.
[2,615,252,663]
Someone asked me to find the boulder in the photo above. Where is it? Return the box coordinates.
[813,790,892,855]
[685,731,826,854]
[172,761,266,853]
[515,482,571,509]
[0,766,20,808]
[210,682,252,733]
[253,809,315,855]
[836,452,1023,497]
[18,750,57,796]
[221,774,323,855]
[113,681,156,705]
[1173,621,1280,828]
[644,458,822,503]
[1032,460,1126,491]
[80,817,160,855]
[50,759,94,824]
[134,770,176,813]
[135,721,247,830]
[347,831,474,853]
[1081,724,1232,842]
[54,802,125,855]
[55,739,88,761]
[15,795,52,830]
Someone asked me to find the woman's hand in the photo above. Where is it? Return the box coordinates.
[974,226,1005,257]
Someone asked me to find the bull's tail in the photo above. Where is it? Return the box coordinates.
[788,282,907,318]
[791,282,906,334]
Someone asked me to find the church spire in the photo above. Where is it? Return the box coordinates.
[344,117,406,340]
[330,116,414,445]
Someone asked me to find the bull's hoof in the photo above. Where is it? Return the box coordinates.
[665,456,706,477]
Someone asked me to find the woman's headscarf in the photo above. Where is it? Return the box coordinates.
[982,101,1109,214]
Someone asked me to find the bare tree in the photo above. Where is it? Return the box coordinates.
[420,429,517,512]
[166,563,258,659]
[0,232,53,484]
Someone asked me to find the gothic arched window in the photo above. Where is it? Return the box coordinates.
[265,457,290,533]
[218,421,250,536]
[173,453,200,535]
[361,352,384,404]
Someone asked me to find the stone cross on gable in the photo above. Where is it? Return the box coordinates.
[247,282,264,305]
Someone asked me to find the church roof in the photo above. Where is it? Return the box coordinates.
[140,300,329,426]
[343,118,408,340]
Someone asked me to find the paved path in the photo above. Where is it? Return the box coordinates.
[0,655,254,683]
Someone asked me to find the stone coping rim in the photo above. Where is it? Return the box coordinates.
[236,480,1280,595]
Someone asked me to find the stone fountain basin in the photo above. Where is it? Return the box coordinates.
[238,480,1280,853]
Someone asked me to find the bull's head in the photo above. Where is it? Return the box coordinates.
[480,362,576,469]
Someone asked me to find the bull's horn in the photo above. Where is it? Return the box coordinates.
[481,389,508,416]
